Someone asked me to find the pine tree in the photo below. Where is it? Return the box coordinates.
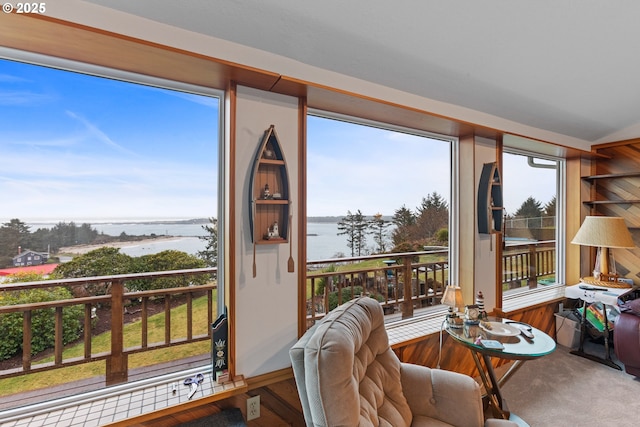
[543,196,556,216]
[337,210,368,257]
[415,192,449,239]
[514,197,543,218]
[369,213,390,253]
[197,217,218,267]
[391,205,415,246]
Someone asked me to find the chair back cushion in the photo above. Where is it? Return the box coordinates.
[290,322,317,426]
[293,296,412,427]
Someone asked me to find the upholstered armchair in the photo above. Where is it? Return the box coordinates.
[290,296,517,427]
[614,299,640,377]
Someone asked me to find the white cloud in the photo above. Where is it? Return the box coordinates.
[65,111,139,156]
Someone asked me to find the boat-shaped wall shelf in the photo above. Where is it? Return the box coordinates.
[249,124,290,244]
[477,162,503,234]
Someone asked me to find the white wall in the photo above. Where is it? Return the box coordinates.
[474,137,499,310]
[233,86,299,377]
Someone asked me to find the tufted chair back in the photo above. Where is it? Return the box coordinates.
[291,296,411,426]
[290,296,519,427]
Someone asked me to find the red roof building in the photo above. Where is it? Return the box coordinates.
[0,264,59,277]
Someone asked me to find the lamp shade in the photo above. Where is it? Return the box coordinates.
[571,216,635,248]
[441,285,464,309]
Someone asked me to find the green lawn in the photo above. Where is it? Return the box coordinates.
[0,293,215,397]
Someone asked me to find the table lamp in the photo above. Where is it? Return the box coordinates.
[571,216,635,281]
[441,285,464,327]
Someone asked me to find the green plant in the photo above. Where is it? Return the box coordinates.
[314,264,337,296]
[434,227,448,243]
[128,250,209,292]
[0,287,82,360]
[327,286,382,311]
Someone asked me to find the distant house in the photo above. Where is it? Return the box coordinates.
[12,250,49,267]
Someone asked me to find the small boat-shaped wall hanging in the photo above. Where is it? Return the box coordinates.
[477,161,503,235]
[249,125,291,275]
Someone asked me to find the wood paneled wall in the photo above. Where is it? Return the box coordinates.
[589,140,640,281]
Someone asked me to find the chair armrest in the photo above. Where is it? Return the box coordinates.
[614,312,640,376]
[400,363,485,426]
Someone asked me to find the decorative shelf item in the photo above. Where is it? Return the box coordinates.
[249,124,290,245]
[477,162,503,234]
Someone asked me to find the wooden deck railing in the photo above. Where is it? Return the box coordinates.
[502,240,555,289]
[305,241,556,326]
[0,268,216,386]
[305,250,449,325]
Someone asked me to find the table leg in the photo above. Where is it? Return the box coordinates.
[570,300,621,370]
[469,350,509,420]
[601,303,615,365]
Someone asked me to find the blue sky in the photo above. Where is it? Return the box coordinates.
[307,116,451,216]
[307,117,557,217]
[0,58,556,223]
[0,59,219,221]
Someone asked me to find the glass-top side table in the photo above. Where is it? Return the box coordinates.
[446,317,556,425]
[446,318,556,359]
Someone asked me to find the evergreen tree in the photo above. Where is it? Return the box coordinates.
[543,196,556,216]
[369,213,390,253]
[415,192,449,239]
[337,210,368,257]
[391,205,415,246]
[197,217,218,267]
[514,196,543,218]
[0,219,32,266]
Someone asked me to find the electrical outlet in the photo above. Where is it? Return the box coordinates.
[247,395,260,421]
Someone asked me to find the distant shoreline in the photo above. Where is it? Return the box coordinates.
[58,236,184,255]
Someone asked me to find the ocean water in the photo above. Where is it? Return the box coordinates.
[306,222,351,260]
[28,220,360,261]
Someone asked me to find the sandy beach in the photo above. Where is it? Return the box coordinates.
[58,236,184,255]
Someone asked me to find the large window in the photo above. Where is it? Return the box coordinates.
[501,150,565,310]
[306,112,454,322]
[0,53,223,397]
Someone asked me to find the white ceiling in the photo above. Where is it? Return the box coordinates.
[85,0,640,149]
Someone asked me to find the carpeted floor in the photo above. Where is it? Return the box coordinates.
[500,341,640,426]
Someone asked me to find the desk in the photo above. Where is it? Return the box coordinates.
[565,282,634,370]
[446,318,555,425]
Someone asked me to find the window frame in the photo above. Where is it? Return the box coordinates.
[500,148,567,312]
[306,108,459,323]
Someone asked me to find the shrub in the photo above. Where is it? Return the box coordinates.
[327,286,383,311]
[0,286,83,360]
[390,241,422,263]
[128,250,208,292]
[314,264,337,296]
[435,227,448,244]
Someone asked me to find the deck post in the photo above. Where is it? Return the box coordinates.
[402,255,414,319]
[106,278,128,385]
[527,244,538,289]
